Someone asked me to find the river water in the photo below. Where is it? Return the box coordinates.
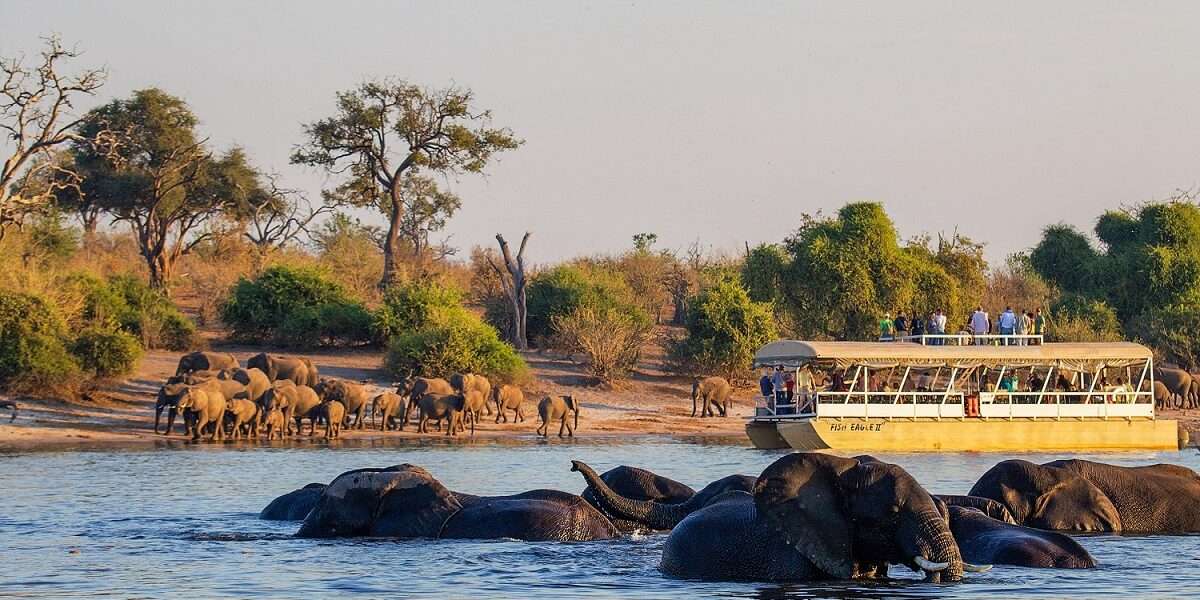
[1,437,1197,598]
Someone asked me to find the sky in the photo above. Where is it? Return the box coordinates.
[4,1,1200,266]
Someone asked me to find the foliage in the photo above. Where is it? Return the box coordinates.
[668,279,777,379]
[384,304,527,384]
[1029,224,1101,296]
[64,272,195,350]
[983,253,1057,318]
[220,265,369,347]
[372,281,463,342]
[525,265,650,344]
[70,326,143,378]
[311,212,385,299]
[741,243,789,305]
[0,291,80,393]
[551,307,653,382]
[1128,302,1200,370]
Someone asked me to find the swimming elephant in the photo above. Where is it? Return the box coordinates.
[397,377,454,428]
[295,465,618,541]
[247,353,317,387]
[578,465,696,532]
[175,351,238,376]
[493,384,526,423]
[691,376,733,418]
[450,373,493,416]
[260,483,327,520]
[574,462,754,532]
[536,395,580,438]
[313,378,369,429]
[968,458,1200,532]
[946,505,1095,568]
[575,454,980,582]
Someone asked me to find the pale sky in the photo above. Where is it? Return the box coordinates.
[4,1,1199,265]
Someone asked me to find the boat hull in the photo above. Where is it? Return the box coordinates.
[746,418,1183,452]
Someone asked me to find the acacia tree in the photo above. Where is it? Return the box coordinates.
[1,36,106,235]
[72,88,261,291]
[291,79,521,287]
[242,176,334,271]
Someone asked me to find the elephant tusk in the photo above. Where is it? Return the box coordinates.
[963,563,992,573]
[914,556,949,571]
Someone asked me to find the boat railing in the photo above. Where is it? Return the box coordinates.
[753,389,1154,420]
[882,334,1044,346]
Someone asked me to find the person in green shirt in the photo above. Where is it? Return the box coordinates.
[1033,308,1048,344]
[879,313,894,341]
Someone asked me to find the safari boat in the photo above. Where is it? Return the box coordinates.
[746,336,1184,452]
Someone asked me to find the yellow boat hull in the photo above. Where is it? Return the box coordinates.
[746,418,1183,452]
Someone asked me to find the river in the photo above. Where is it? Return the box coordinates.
[1,437,1196,598]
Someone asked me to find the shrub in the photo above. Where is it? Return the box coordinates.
[66,273,196,350]
[70,326,143,378]
[525,265,649,344]
[668,279,777,380]
[1129,303,1200,370]
[0,291,80,393]
[220,265,368,347]
[373,281,463,343]
[551,307,653,382]
[1046,294,1122,342]
[384,305,528,384]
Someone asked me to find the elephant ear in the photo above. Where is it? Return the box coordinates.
[755,453,859,578]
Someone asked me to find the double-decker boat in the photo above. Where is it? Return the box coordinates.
[745,335,1184,451]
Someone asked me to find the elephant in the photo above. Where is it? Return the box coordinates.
[247,353,315,387]
[219,368,270,404]
[691,376,733,418]
[460,389,487,432]
[0,400,16,422]
[493,384,526,423]
[417,393,470,436]
[312,400,345,439]
[574,454,982,582]
[175,351,238,376]
[224,397,259,439]
[968,458,1200,532]
[258,382,296,435]
[1153,380,1173,410]
[263,407,286,440]
[260,483,327,520]
[176,386,227,442]
[1154,367,1193,409]
[577,465,696,532]
[934,494,1017,524]
[536,395,580,438]
[573,461,756,531]
[397,377,454,428]
[371,392,404,431]
[946,506,1095,568]
[157,376,248,436]
[450,373,493,416]
[313,378,369,429]
[295,464,618,542]
[290,385,322,435]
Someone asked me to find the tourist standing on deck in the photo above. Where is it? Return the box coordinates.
[934,309,948,345]
[1033,308,1048,344]
[759,369,774,410]
[771,366,787,411]
[784,370,795,404]
[893,312,908,341]
[970,307,989,344]
[1016,310,1032,345]
[796,364,815,413]
[999,307,1017,345]
[879,313,895,341]
[911,313,926,343]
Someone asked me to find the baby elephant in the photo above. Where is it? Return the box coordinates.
[263,407,286,440]
[314,400,346,439]
[418,393,470,436]
[537,395,581,438]
[225,398,259,440]
[371,392,405,431]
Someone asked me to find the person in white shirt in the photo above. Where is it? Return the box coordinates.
[1015,308,1031,345]
[970,307,989,344]
[999,307,1017,345]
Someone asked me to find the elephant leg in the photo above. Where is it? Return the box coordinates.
[558,419,566,438]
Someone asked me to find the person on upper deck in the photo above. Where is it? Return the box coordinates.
[771,366,787,407]
[893,312,908,341]
[910,313,926,342]
[1015,309,1032,345]
[1033,308,1048,344]
[879,312,895,341]
[970,307,989,344]
[999,306,1017,344]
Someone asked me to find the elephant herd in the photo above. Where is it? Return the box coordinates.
[1154,365,1200,410]
[258,454,1200,583]
[157,351,582,441]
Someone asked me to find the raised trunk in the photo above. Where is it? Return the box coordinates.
[570,460,697,530]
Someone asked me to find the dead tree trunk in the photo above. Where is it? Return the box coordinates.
[489,232,530,350]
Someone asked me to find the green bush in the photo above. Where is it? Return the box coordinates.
[220,265,369,347]
[668,279,777,379]
[1047,294,1122,342]
[70,326,143,378]
[67,273,196,350]
[525,265,649,344]
[373,281,463,343]
[384,305,527,384]
[1129,302,1200,370]
[0,291,80,392]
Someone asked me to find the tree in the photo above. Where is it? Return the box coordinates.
[1028,224,1100,296]
[291,79,521,287]
[393,174,461,273]
[72,89,261,291]
[1,36,106,235]
[488,232,531,350]
[242,176,334,271]
[668,278,777,380]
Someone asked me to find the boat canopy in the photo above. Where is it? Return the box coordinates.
[753,340,1153,371]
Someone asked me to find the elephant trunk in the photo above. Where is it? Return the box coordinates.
[570,460,697,530]
[935,494,1017,524]
[901,508,964,582]
[574,404,579,432]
